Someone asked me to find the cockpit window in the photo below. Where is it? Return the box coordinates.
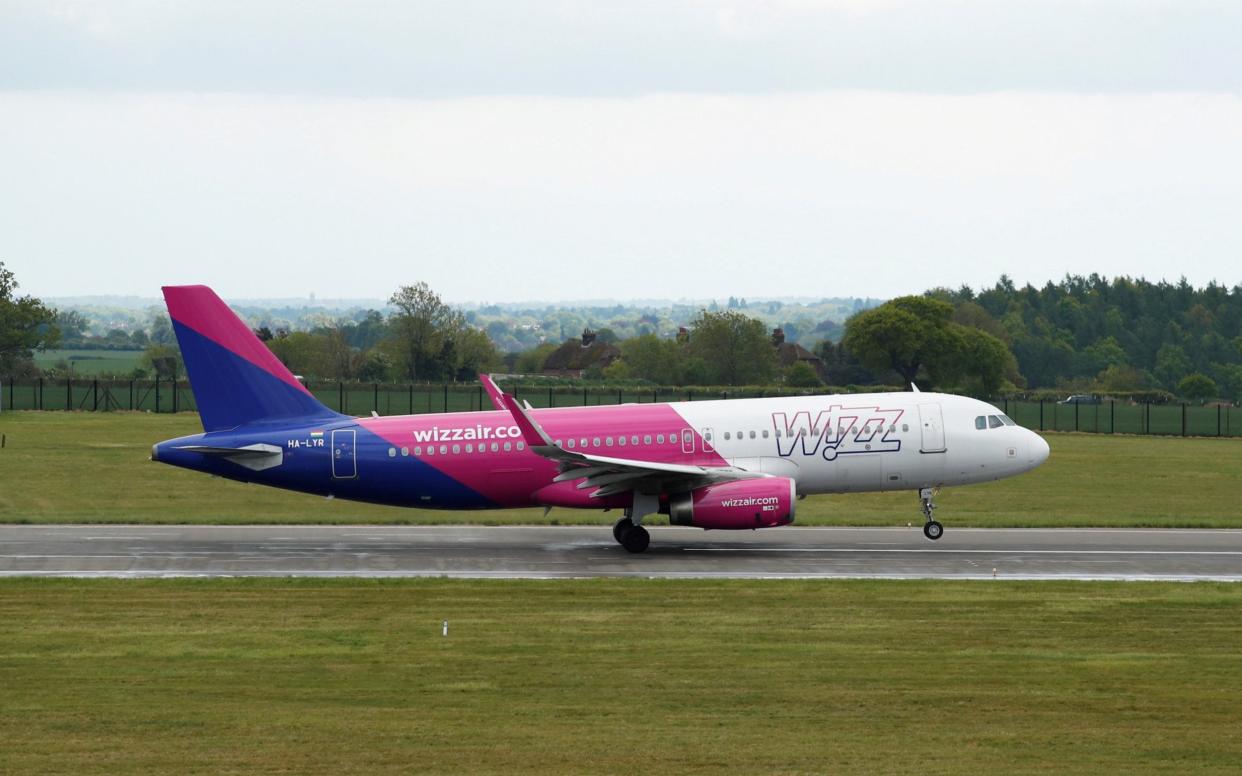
[975,415,987,430]
[988,415,1004,429]
[999,414,1016,426]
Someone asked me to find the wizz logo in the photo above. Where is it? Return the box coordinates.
[772,406,904,461]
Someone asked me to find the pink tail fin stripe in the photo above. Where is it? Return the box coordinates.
[161,285,311,396]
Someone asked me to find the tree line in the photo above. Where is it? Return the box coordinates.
[6,261,1242,401]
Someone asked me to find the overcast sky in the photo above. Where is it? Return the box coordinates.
[2,1,1240,303]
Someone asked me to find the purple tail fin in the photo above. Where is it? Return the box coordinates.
[162,285,341,432]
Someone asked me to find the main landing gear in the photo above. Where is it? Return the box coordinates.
[920,487,944,541]
[613,514,650,554]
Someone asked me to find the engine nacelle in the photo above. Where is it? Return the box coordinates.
[667,478,796,530]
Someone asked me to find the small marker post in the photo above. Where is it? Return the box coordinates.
[442,620,448,637]
[992,568,997,578]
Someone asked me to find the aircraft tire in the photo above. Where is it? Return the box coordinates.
[621,525,650,553]
[923,520,944,541]
[613,517,632,544]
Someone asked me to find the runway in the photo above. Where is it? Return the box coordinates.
[3,525,1242,580]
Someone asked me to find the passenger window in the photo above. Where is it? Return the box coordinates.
[749,431,756,439]
[580,438,588,448]
[387,447,396,458]
[503,442,512,452]
[517,442,525,451]
[902,424,909,432]
[593,437,601,447]
[490,442,499,452]
[988,415,1003,429]
[657,434,665,444]
[414,446,422,456]
[464,444,472,453]
[426,446,434,456]
[401,447,409,457]
[617,436,625,446]
[975,416,987,430]
[567,439,576,449]
[452,444,461,454]
[631,435,639,445]
[762,430,769,439]
[644,435,652,444]
[704,432,713,442]
[724,432,731,440]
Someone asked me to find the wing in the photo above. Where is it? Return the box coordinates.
[499,393,763,498]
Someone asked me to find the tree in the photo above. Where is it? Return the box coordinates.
[515,342,558,374]
[957,326,1017,396]
[1178,373,1217,403]
[0,261,59,375]
[842,296,964,389]
[386,282,466,381]
[616,334,684,385]
[686,310,778,386]
[784,361,822,388]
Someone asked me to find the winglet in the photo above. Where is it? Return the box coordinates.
[910,382,921,393]
[500,393,555,449]
[479,373,506,410]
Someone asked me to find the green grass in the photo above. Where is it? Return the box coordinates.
[32,349,144,376]
[0,578,1239,775]
[2,410,1242,527]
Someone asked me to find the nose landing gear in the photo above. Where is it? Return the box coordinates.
[920,487,943,541]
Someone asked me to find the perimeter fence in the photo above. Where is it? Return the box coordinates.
[0,377,1236,438]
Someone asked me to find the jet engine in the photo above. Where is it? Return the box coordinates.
[667,478,796,530]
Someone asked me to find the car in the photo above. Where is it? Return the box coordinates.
[1057,394,1101,405]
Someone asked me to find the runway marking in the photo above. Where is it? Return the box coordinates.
[684,548,1242,555]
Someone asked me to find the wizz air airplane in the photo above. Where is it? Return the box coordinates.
[153,286,1050,552]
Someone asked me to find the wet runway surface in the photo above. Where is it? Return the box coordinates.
[3,525,1242,580]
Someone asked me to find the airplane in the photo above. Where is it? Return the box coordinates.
[152,285,1050,552]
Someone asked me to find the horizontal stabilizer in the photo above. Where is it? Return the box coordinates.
[174,443,284,471]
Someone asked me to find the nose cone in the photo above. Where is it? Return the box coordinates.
[1028,432,1050,468]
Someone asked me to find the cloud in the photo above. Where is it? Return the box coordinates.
[1,1,1240,96]
[2,90,1239,301]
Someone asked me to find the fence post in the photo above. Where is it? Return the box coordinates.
[66,377,72,410]
[1074,401,1078,432]
[39,377,44,410]
[548,387,553,408]
[1218,404,1222,437]
[1145,402,1150,434]
[173,379,178,413]
[338,382,344,413]
[93,379,98,411]
[477,384,483,411]
[617,389,623,405]
[155,376,160,412]
[129,380,133,410]
[1182,403,1187,436]
[582,386,587,406]
[409,385,414,414]
[1110,400,1114,434]
[443,384,449,413]
[1039,400,1044,431]
[374,383,379,414]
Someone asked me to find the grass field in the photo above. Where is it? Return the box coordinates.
[2,410,1242,527]
[1,578,1239,775]
[31,349,144,376]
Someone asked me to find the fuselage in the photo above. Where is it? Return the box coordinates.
[153,391,1049,511]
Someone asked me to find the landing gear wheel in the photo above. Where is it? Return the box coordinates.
[612,516,632,544]
[620,525,650,553]
[919,487,944,541]
[923,520,943,541]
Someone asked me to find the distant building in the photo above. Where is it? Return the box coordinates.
[542,328,621,377]
[772,328,825,380]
